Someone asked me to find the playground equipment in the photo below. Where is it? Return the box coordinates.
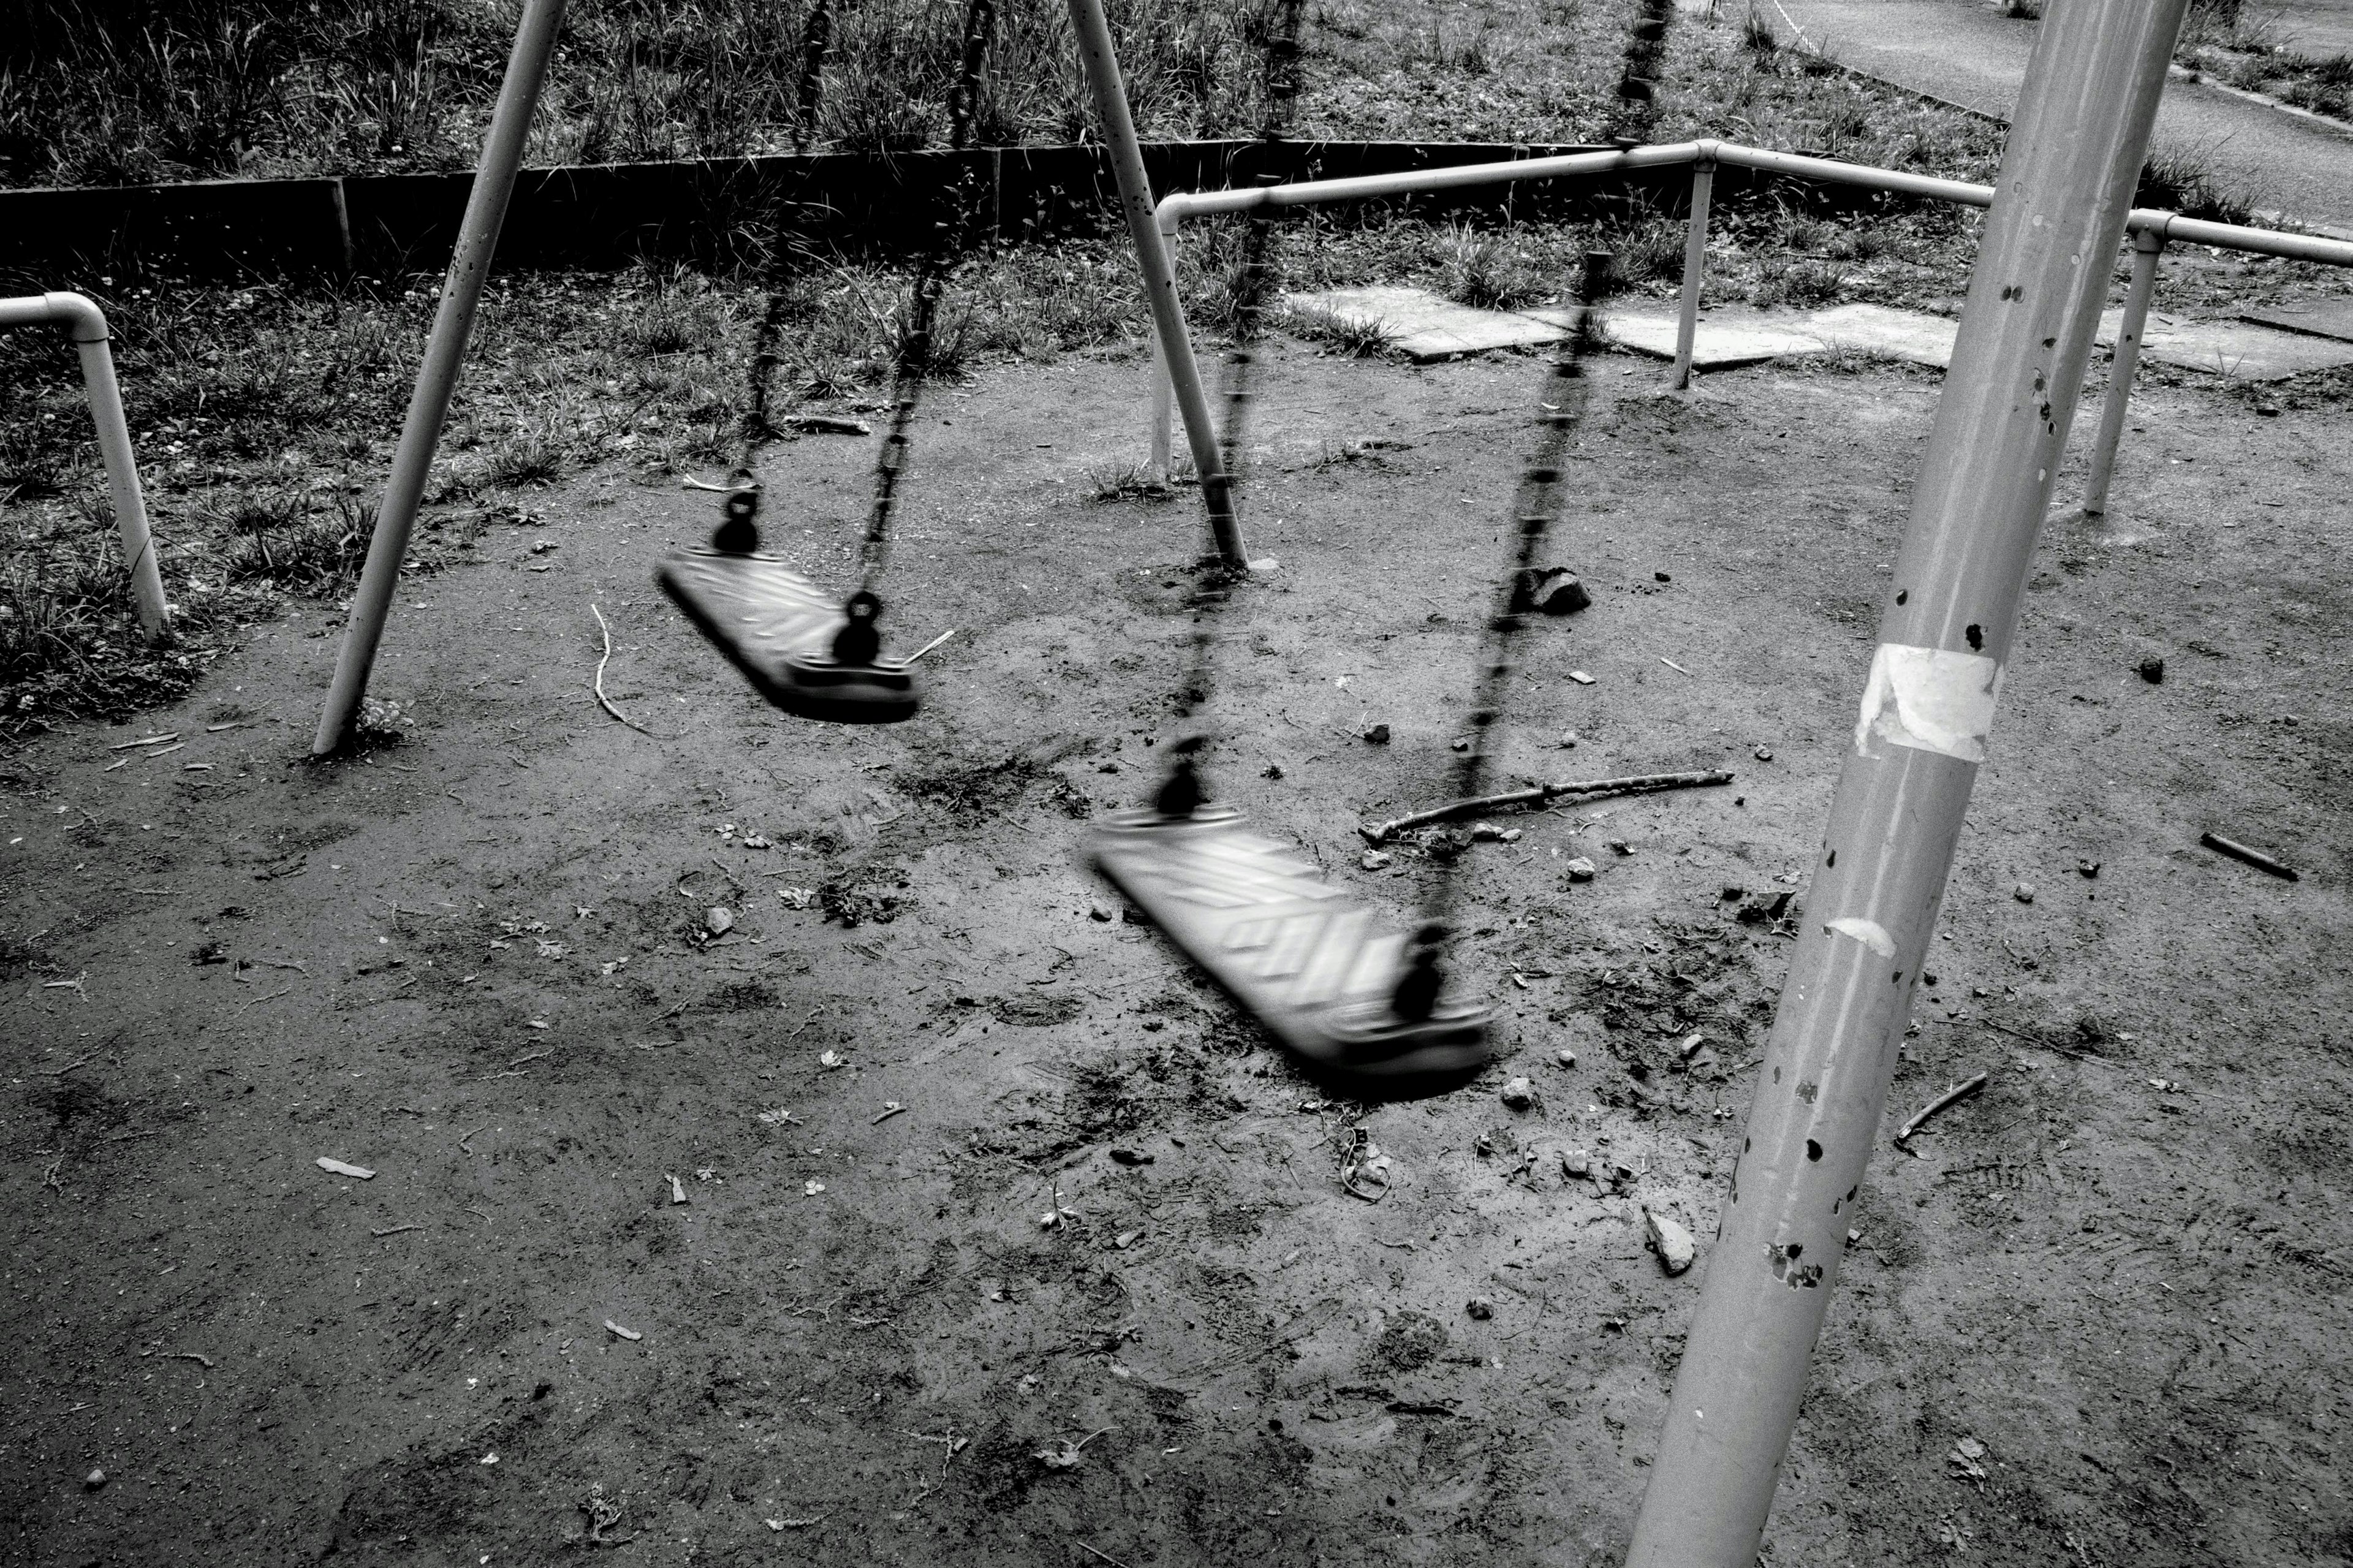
[1133,143,2353,499]
[1079,0,1493,1085]
[659,0,999,724]
[1083,0,1676,1083]
[1623,0,2192,1560]
[314,0,565,755]
[0,292,167,642]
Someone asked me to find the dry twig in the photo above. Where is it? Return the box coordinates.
[1894,1072,1989,1146]
[590,605,657,737]
[1360,769,1733,843]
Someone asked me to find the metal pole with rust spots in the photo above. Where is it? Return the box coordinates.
[1622,2,2192,1562]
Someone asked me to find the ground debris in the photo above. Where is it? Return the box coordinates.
[1643,1208,1697,1275]
[316,1156,375,1180]
[1894,1071,1989,1148]
[1360,768,1732,843]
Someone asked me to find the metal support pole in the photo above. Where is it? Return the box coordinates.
[1064,0,1246,567]
[2082,222,2167,518]
[312,0,565,755]
[1149,330,1175,484]
[1671,143,1717,392]
[0,292,170,642]
[1621,2,2190,1563]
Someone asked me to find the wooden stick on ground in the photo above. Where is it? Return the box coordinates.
[2200,830,2298,881]
[589,604,656,736]
[1360,768,1735,844]
[1892,1072,1988,1146]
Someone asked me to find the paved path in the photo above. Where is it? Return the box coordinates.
[1765,0,2353,233]
[2270,0,2353,59]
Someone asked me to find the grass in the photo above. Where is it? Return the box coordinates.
[1,0,1291,188]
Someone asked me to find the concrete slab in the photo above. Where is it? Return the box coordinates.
[1803,302,1960,367]
[2241,298,2353,344]
[1585,305,1827,366]
[2097,309,2353,380]
[1281,286,1566,361]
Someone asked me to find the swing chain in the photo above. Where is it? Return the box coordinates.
[1158,0,1306,814]
[1393,0,1677,1021]
[1395,251,1608,1018]
[856,0,996,600]
[731,0,841,485]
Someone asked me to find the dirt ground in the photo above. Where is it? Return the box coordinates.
[4,329,2349,1567]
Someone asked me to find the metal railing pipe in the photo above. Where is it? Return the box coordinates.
[2134,209,2353,265]
[1066,0,1244,565]
[0,291,168,640]
[1158,141,1703,222]
[1710,143,1995,208]
[312,0,565,756]
[2083,221,2169,517]
[1622,0,2190,1562]
[1672,142,1719,391]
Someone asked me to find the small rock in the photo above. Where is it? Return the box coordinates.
[1643,1208,1698,1276]
[1088,904,1114,922]
[1567,670,1596,686]
[1449,737,1472,753]
[2076,858,2101,879]
[1108,1148,1153,1167]
[1121,906,1146,924]
[1754,745,1774,762]
[1561,1149,1591,1178]
[1607,838,1633,856]
[1558,730,1578,748]
[2137,657,2165,684]
[704,906,735,936]
[1360,722,1391,744]
[1564,857,1597,882]
[1361,850,1393,871]
[1499,828,1522,843]
[1500,1076,1538,1111]
[1261,763,1285,779]
[1470,821,1505,842]
[1654,570,1673,583]
[83,1469,106,1491]
[1517,566,1592,615]
[1555,1048,1576,1068]
[1465,1297,1495,1320]
[2014,882,2036,904]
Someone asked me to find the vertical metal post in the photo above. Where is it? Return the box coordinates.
[312,0,566,755]
[1621,2,2190,1564]
[1064,0,1246,567]
[2082,222,2167,517]
[1671,144,1716,392]
[1149,330,1175,483]
[0,292,169,641]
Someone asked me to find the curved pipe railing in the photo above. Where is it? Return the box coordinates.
[1135,138,2353,487]
[0,291,169,640]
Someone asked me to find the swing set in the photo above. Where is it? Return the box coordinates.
[300,0,2245,1556]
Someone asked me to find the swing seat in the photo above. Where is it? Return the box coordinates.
[657,547,920,725]
[1089,805,1492,1083]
